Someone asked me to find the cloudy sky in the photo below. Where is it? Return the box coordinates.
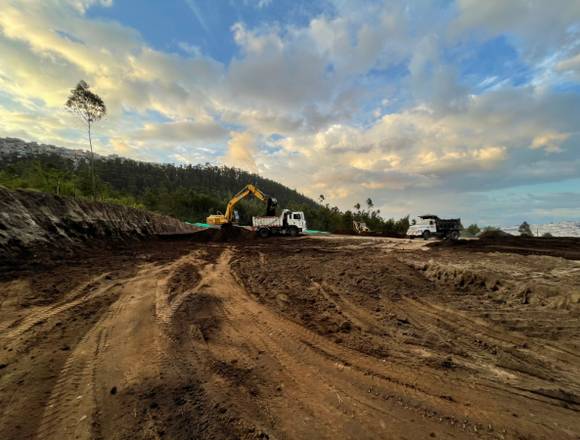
[1,0,579,226]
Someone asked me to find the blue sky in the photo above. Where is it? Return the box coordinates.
[87,0,332,62]
[0,0,579,226]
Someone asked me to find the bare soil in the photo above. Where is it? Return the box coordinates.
[428,235,580,260]
[1,236,579,439]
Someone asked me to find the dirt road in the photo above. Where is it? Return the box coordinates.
[1,237,579,439]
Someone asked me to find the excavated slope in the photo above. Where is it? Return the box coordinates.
[0,186,199,260]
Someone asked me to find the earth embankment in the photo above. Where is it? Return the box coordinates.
[0,186,199,263]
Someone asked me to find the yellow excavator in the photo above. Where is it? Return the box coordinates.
[206,184,277,226]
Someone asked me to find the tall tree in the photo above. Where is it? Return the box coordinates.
[518,221,533,237]
[65,80,106,198]
[465,224,481,236]
[366,198,374,210]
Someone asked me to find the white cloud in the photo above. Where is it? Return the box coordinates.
[454,0,580,56]
[222,131,258,172]
[531,132,569,153]
[128,120,228,144]
[184,0,210,33]
[557,52,580,79]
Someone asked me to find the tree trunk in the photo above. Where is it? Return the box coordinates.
[88,121,96,200]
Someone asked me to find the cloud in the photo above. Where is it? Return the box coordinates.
[129,120,228,144]
[531,132,569,153]
[267,83,580,212]
[184,0,210,33]
[556,53,580,79]
[222,131,258,172]
[228,23,332,111]
[453,0,580,57]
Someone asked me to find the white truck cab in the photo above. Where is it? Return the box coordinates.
[285,210,307,230]
[407,217,437,237]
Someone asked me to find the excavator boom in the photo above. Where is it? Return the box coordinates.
[206,184,277,225]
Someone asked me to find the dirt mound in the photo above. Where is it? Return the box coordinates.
[214,225,256,242]
[182,225,257,243]
[478,229,512,239]
[334,230,406,238]
[429,235,580,260]
[0,186,200,262]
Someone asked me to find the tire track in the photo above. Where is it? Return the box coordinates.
[35,263,165,440]
[209,251,488,439]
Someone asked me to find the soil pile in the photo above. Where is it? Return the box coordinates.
[0,186,200,261]
[429,235,580,259]
[182,225,257,242]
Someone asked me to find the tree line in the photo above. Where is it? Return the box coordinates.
[0,151,412,234]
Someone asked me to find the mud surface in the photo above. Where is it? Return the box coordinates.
[1,236,579,439]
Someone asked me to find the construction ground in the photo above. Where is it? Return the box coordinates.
[1,234,579,439]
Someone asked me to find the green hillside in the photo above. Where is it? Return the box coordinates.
[0,143,409,234]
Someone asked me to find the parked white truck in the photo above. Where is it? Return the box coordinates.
[252,209,307,237]
[407,215,462,240]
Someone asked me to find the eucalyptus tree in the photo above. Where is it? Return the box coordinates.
[65,80,106,198]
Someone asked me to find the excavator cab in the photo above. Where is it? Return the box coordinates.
[266,197,278,216]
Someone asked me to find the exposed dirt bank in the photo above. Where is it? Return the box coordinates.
[1,236,578,439]
[428,235,580,260]
[0,186,199,263]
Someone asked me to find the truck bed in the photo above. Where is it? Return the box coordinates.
[252,216,283,228]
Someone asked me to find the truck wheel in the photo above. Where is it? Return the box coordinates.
[422,230,430,240]
[288,227,298,237]
[449,231,459,240]
[258,228,270,238]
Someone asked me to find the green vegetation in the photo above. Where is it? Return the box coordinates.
[464,223,481,236]
[0,151,410,234]
[518,221,533,237]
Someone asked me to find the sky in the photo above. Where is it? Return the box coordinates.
[0,0,579,226]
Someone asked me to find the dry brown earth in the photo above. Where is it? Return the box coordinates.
[1,235,579,439]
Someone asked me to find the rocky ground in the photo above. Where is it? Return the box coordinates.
[0,234,579,440]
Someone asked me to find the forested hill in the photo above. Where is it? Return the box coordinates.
[0,137,317,222]
[0,137,411,234]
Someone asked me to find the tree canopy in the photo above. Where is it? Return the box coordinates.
[518,221,533,237]
[65,80,106,124]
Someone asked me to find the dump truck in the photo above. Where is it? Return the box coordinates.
[253,209,307,237]
[407,215,462,240]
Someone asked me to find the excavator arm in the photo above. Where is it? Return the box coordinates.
[207,184,277,225]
